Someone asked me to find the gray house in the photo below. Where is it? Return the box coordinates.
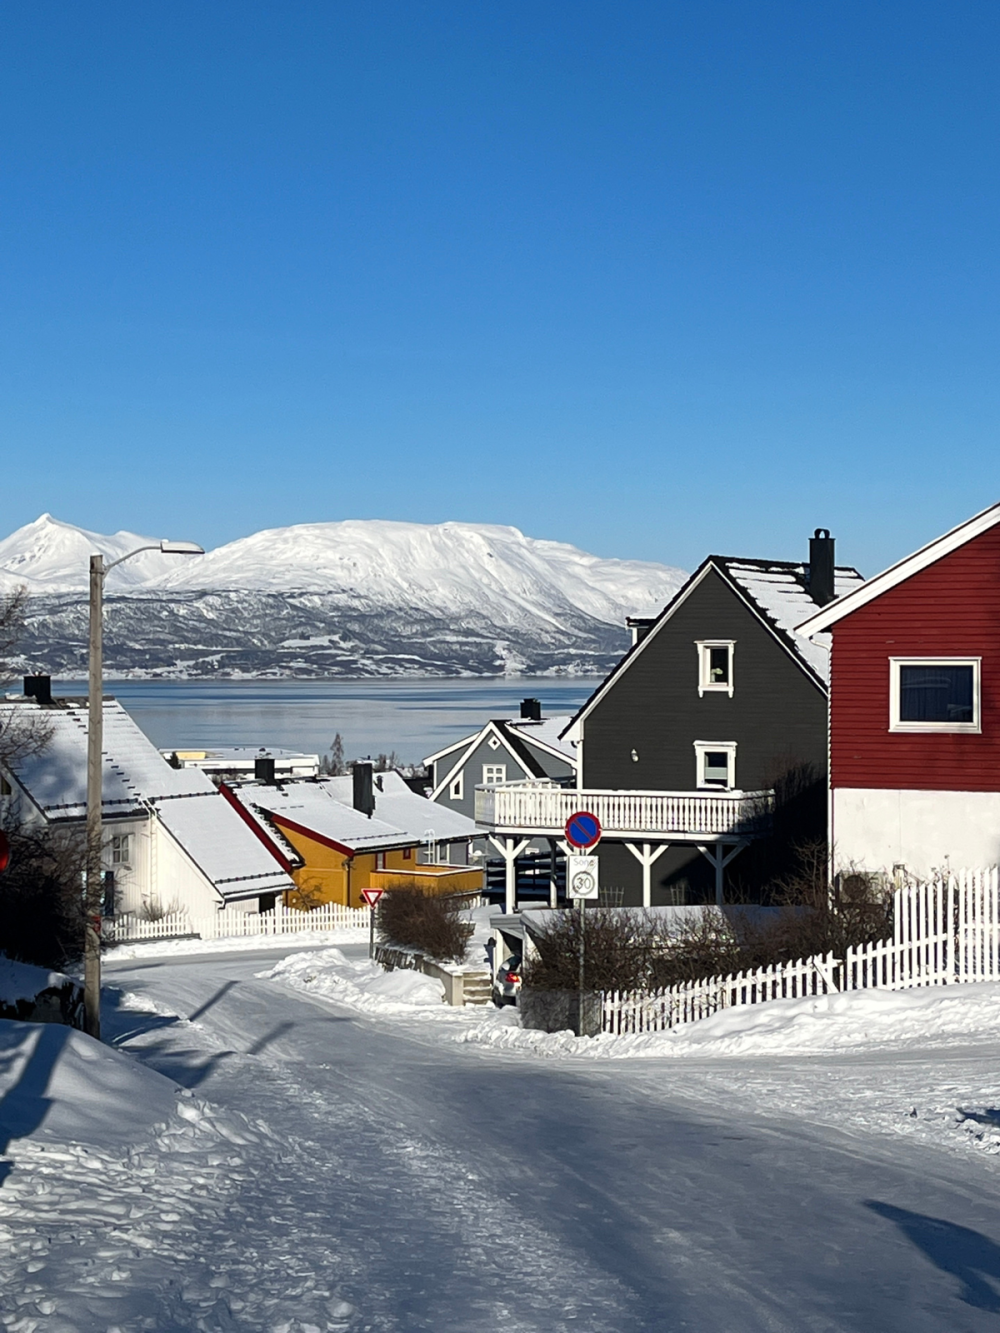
[476,533,865,908]
[425,699,577,820]
[425,699,577,901]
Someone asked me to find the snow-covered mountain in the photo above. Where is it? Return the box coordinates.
[0,515,184,592]
[1,515,686,678]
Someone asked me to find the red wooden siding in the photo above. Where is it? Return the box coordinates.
[830,523,1000,791]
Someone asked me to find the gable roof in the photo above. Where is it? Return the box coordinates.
[0,696,295,901]
[561,555,864,737]
[797,499,1000,636]
[426,716,576,801]
[231,770,478,856]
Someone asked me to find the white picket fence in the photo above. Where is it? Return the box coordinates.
[601,867,1000,1035]
[109,901,369,944]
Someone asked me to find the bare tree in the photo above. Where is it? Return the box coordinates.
[0,586,81,967]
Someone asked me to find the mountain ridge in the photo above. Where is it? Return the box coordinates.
[0,515,687,679]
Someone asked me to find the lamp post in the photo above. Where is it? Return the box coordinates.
[84,539,203,1039]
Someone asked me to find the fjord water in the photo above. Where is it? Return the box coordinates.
[61,677,600,765]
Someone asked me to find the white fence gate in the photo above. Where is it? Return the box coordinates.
[601,867,1000,1035]
[109,901,369,944]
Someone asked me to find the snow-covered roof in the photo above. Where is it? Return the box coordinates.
[2,697,210,819]
[723,561,865,684]
[424,714,576,769]
[0,697,294,901]
[163,746,320,776]
[507,715,576,761]
[152,792,294,896]
[233,770,478,854]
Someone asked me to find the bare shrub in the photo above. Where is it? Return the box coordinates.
[524,848,894,994]
[523,909,673,992]
[135,897,182,923]
[377,887,474,963]
[0,817,86,969]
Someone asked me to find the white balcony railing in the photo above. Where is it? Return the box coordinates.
[475,781,773,840]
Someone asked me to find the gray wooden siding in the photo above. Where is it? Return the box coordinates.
[431,734,532,823]
[582,567,827,793]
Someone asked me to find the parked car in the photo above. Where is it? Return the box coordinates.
[492,955,522,1007]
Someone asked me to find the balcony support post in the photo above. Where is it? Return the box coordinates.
[696,839,749,907]
[625,841,670,908]
[488,835,531,914]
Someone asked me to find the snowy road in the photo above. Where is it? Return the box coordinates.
[4,945,1000,1331]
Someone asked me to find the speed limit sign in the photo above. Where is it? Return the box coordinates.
[567,854,599,900]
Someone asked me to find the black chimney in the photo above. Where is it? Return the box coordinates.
[23,675,52,705]
[807,529,836,607]
[254,756,276,784]
[353,761,375,818]
[520,698,542,721]
[626,616,656,646]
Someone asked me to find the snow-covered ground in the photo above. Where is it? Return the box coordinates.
[4,941,1000,1330]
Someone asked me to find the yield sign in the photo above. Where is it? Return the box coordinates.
[564,811,601,850]
[361,888,384,908]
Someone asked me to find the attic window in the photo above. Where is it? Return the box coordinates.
[449,772,464,801]
[694,741,737,790]
[483,764,507,785]
[487,735,501,751]
[696,641,735,697]
[889,659,981,734]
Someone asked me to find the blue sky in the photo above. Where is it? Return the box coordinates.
[2,1,999,577]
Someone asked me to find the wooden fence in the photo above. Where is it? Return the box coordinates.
[601,867,1000,1035]
[109,900,369,944]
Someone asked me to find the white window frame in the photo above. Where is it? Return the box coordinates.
[694,741,738,790]
[487,735,501,751]
[696,641,735,697]
[889,657,982,734]
[483,763,507,785]
[111,833,131,866]
[449,771,464,801]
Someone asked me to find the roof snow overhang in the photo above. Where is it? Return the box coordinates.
[797,499,1000,636]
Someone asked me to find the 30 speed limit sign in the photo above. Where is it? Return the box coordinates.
[567,854,599,900]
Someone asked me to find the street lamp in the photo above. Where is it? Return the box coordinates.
[84,538,204,1039]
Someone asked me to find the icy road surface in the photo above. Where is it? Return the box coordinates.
[2,944,1000,1332]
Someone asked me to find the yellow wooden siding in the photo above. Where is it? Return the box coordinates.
[369,866,484,896]
[274,817,478,908]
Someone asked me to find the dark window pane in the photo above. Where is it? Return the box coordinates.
[709,647,729,684]
[899,665,974,723]
[703,751,730,786]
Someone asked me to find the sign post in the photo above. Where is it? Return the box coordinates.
[361,887,384,958]
[563,812,602,1037]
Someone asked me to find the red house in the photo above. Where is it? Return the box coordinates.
[798,501,1000,879]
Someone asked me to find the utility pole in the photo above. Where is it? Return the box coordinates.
[83,539,204,1041]
[84,554,104,1039]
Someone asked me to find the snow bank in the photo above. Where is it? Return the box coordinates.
[0,956,74,1005]
[457,979,1000,1060]
[109,926,366,961]
[265,947,454,1015]
[0,1019,179,1146]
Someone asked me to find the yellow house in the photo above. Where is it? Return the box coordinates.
[224,770,482,909]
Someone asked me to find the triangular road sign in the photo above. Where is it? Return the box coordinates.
[361,888,385,908]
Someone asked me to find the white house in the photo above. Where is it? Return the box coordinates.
[0,687,295,917]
